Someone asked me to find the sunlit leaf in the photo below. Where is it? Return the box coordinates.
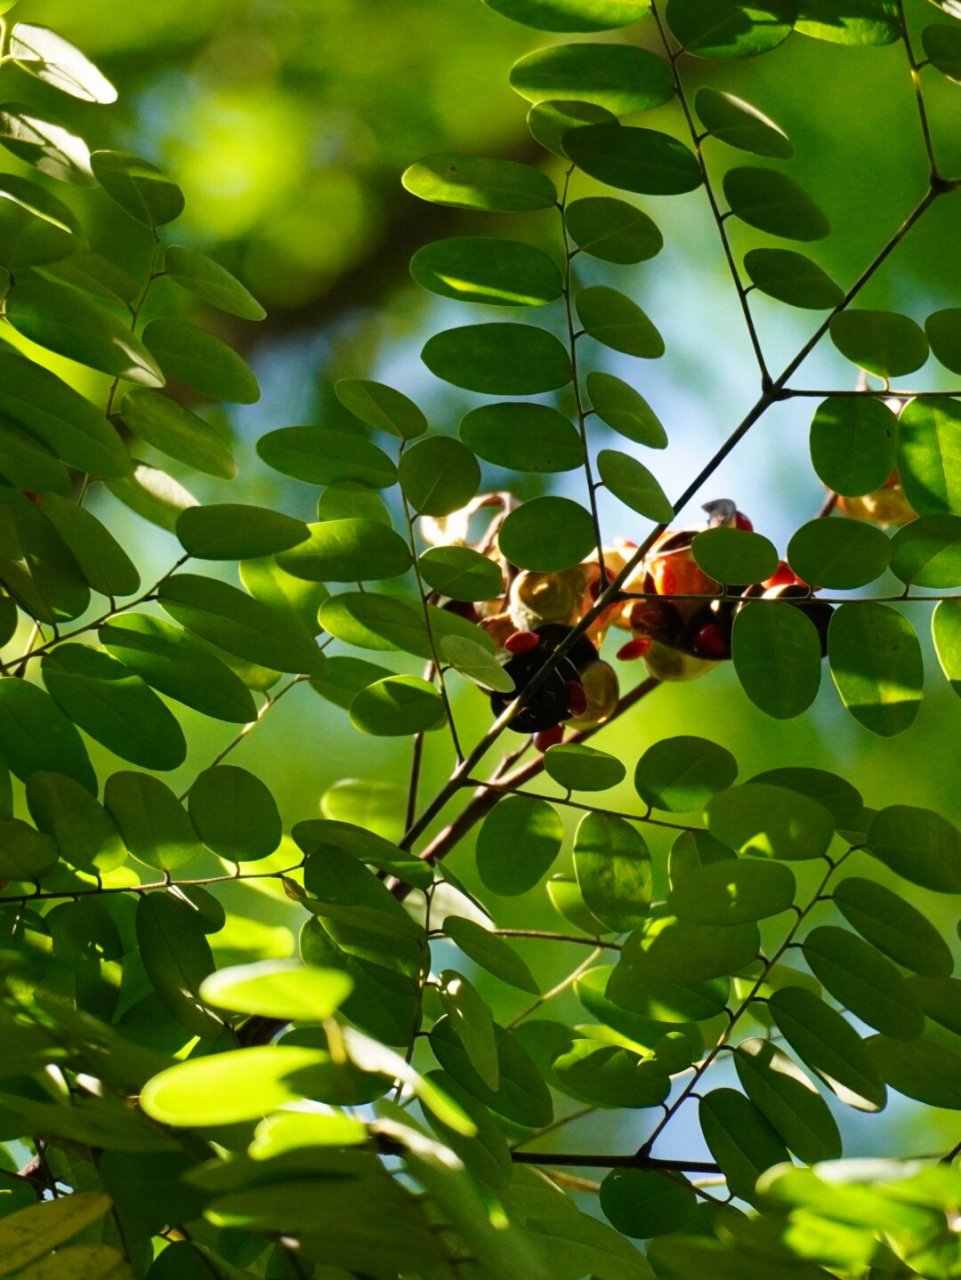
[795,0,900,45]
[90,150,184,227]
[510,43,673,114]
[121,390,237,479]
[0,1193,112,1277]
[41,495,140,597]
[699,1088,789,1205]
[830,309,929,378]
[809,395,899,496]
[10,24,116,103]
[410,236,563,306]
[0,103,93,184]
[732,601,823,718]
[769,986,887,1111]
[399,436,480,515]
[143,318,259,403]
[476,795,563,895]
[545,743,626,791]
[692,527,778,584]
[422,323,572,394]
[669,858,795,924]
[803,925,924,1038]
[634,736,737,812]
[350,675,446,736]
[666,0,797,58]
[104,772,202,872]
[483,0,651,32]
[176,504,308,561]
[418,545,504,600]
[695,87,794,156]
[402,153,557,211]
[734,1038,842,1161]
[188,765,282,862]
[898,395,961,515]
[564,124,702,194]
[27,771,125,874]
[707,783,834,859]
[574,811,651,931]
[164,245,265,320]
[828,603,923,737]
[527,98,618,156]
[890,515,961,586]
[443,915,540,993]
[460,402,583,472]
[200,961,352,1021]
[319,590,494,658]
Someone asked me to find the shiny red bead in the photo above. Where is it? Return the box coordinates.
[565,680,588,717]
[692,623,727,657]
[734,511,753,531]
[616,636,653,661]
[763,560,799,590]
[534,725,565,752]
[505,630,541,655]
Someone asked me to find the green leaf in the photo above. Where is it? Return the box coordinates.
[275,519,411,582]
[308,655,393,709]
[548,873,616,936]
[90,150,184,227]
[188,765,282,862]
[544,743,626,791]
[319,590,493,659]
[553,1037,672,1107]
[669,858,796,924]
[333,379,426,441]
[293,817,432,890]
[200,960,352,1021]
[565,196,662,263]
[0,678,95,793]
[527,98,618,157]
[0,419,71,494]
[666,0,797,58]
[924,21,961,79]
[10,24,116,103]
[15,1244,134,1280]
[634,736,737,812]
[41,495,140,597]
[724,167,830,240]
[141,1044,328,1126]
[422,323,572,395]
[834,876,953,976]
[692,527,778,584]
[577,286,664,358]
[157,574,325,675]
[164,245,265,320]
[732,601,823,718]
[27,772,125,874]
[934,599,961,699]
[422,1069,512,1191]
[597,449,672,521]
[700,1088,789,1205]
[586,371,667,447]
[795,0,900,45]
[0,817,58,882]
[418,546,504,600]
[459,402,584,472]
[898,396,961,515]
[317,482,392,526]
[867,1035,961,1109]
[510,43,673,114]
[142,318,259,403]
[440,634,515,692]
[926,307,961,371]
[0,350,130,478]
[476,795,563,895]
[250,1110,365,1156]
[0,1192,112,1278]
[104,772,202,872]
[399,436,481,516]
[410,237,563,306]
[443,915,540,993]
[694,87,794,157]
[830,310,929,379]
[258,426,397,488]
[438,970,500,1089]
[6,272,165,386]
[100,614,257,724]
[809,395,899,497]
[564,124,702,194]
[430,1015,553,1126]
[890,515,961,586]
[0,101,93,185]
[401,152,557,212]
[828,602,923,737]
[600,1169,696,1239]
[44,247,139,305]
[769,986,887,1111]
[0,174,79,270]
[0,490,90,625]
[136,891,223,1038]
[744,247,843,309]
[866,804,961,893]
[120,390,237,479]
[109,463,196,539]
[350,675,445,736]
[734,1038,842,1162]
[175,504,308,561]
[788,514,895,588]
[41,644,186,771]
[904,976,961,1035]
[707,783,835,859]
[498,496,596,571]
[803,925,924,1038]
[483,0,651,31]
[573,811,651,931]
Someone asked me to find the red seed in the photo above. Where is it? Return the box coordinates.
[763,560,799,590]
[566,680,588,717]
[534,725,564,752]
[734,511,753,531]
[692,623,727,657]
[658,566,677,596]
[505,630,540,654]
[617,636,652,661]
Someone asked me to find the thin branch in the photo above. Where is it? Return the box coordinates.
[650,0,770,385]
[511,1151,722,1173]
[0,863,304,906]
[896,0,941,182]
[490,929,622,950]
[507,947,603,1030]
[464,779,693,833]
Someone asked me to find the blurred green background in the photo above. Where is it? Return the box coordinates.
[6,0,961,1163]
